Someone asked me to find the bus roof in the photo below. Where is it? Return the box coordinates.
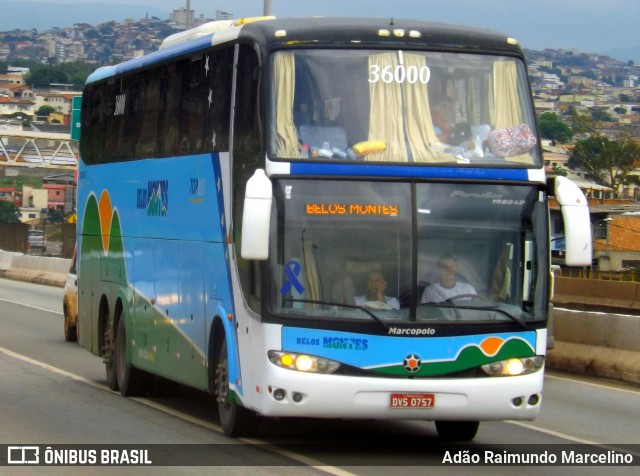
[239,17,520,54]
[85,17,523,85]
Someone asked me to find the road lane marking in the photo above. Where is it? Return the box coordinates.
[507,420,640,458]
[0,344,356,476]
[506,420,599,444]
[0,344,105,390]
[0,297,61,316]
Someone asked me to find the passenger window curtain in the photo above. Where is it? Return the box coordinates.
[493,61,521,128]
[493,61,533,164]
[367,53,407,162]
[466,77,479,126]
[402,53,446,163]
[275,52,300,158]
[482,74,495,126]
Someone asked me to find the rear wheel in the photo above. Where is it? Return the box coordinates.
[103,306,118,391]
[435,420,480,441]
[114,309,150,396]
[215,336,260,437]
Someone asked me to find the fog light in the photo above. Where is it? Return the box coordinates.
[528,394,540,406]
[292,392,303,403]
[273,388,286,401]
[512,397,523,407]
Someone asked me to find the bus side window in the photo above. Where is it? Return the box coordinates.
[161,63,181,156]
[205,46,234,152]
[233,44,263,161]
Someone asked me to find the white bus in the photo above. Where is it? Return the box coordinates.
[77,17,592,440]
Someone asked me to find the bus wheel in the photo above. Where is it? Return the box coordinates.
[435,421,479,441]
[104,318,118,391]
[63,306,77,342]
[114,309,148,397]
[215,336,259,437]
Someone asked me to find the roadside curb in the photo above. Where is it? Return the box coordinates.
[0,250,68,287]
[546,341,640,385]
[546,307,640,385]
[3,269,66,287]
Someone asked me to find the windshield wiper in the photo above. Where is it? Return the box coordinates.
[283,299,389,329]
[419,302,530,330]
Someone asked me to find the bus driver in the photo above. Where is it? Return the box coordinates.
[421,254,477,303]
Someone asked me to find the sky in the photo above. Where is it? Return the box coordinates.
[4,0,640,61]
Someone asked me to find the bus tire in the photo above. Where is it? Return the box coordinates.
[435,420,479,441]
[215,335,259,437]
[104,307,118,391]
[114,309,148,397]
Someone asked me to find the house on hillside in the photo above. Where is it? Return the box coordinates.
[0,97,36,118]
[0,83,34,99]
[550,197,640,271]
[590,203,640,272]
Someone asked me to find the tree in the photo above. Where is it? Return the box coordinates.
[24,67,67,88]
[551,165,568,177]
[570,110,596,135]
[36,105,56,117]
[538,112,573,143]
[0,200,21,223]
[47,209,65,224]
[568,134,640,197]
[591,109,613,122]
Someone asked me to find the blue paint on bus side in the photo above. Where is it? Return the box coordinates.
[77,152,241,393]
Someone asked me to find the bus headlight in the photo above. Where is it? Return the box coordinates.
[268,351,341,374]
[481,356,544,376]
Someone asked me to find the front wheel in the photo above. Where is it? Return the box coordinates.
[435,421,480,441]
[215,336,260,437]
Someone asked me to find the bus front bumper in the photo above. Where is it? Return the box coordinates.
[249,365,544,421]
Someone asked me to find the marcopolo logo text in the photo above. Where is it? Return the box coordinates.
[388,327,436,336]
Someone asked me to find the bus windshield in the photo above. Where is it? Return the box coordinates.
[268,180,548,325]
[270,49,539,166]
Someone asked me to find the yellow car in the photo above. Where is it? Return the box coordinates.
[63,248,78,342]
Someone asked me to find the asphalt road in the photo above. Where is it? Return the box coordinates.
[0,277,638,474]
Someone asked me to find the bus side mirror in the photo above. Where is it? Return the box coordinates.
[241,169,272,260]
[550,176,592,266]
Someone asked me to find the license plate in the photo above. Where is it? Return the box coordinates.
[390,393,435,408]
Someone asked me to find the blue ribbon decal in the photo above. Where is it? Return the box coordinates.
[280,260,305,296]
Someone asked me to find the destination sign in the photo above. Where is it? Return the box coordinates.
[305,203,399,216]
